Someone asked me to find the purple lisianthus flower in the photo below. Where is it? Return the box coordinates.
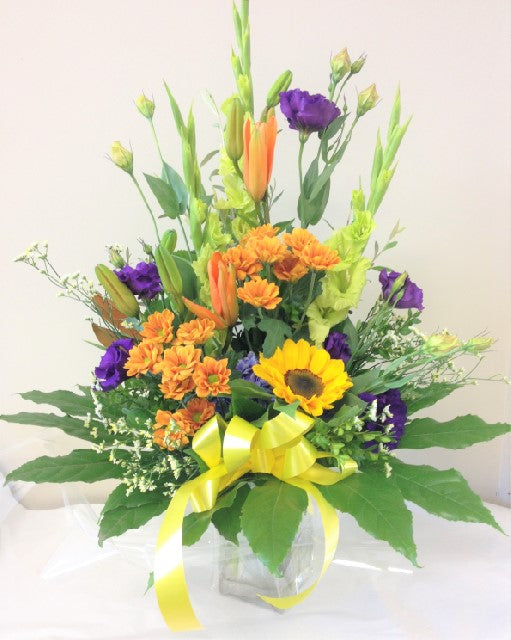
[95,338,134,391]
[324,331,352,365]
[114,262,163,300]
[236,351,271,391]
[379,269,424,311]
[359,388,407,450]
[279,89,340,133]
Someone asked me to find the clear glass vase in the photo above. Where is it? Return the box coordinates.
[216,505,324,607]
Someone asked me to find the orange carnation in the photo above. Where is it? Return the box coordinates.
[241,224,279,245]
[155,344,201,382]
[298,242,341,270]
[282,228,320,254]
[140,309,175,344]
[193,357,231,397]
[223,245,263,280]
[124,341,162,377]
[273,251,309,282]
[158,377,195,401]
[244,235,287,264]
[174,318,216,345]
[237,276,282,309]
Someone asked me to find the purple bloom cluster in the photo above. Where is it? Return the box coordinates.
[323,331,352,364]
[359,388,407,450]
[114,262,162,300]
[95,338,134,391]
[236,352,272,391]
[379,269,424,311]
[279,89,340,133]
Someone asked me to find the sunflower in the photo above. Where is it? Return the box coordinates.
[252,338,352,416]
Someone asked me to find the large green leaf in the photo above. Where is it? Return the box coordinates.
[19,389,93,416]
[172,254,197,299]
[98,490,168,545]
[391,459,503,532]
[228,379,273,400]
[144,173,180,219]
[240,478,308,575]
[403,382,461,415]
[162,162,188,214]
[399,415,511,450]
[212,483,250,543]
[258,318,292,357]
[0,412,95,441]
[6,449,124,484]
[319,468,418,565]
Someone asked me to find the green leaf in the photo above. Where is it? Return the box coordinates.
[182,511,213,546]
[0,412,95,441]
[161,162,188,214]
[332,393,367,424]
[231,393,266,422]
[391,459,504,532]
[319,468,418,565]
[258,317,292,357]
[228,379,273,399]
[19,389,93,416]
[298,178,330,227]
[403,382,461,415]
[99,492,168,545]
[274,400,300,418]
[349,369,384,395]
[399,415,511,450]
[172,254,197,299]
[144,173,180,218]
[145,572,154,594]
[100,483,167,515]
[6,450,124,484]
[240,478,308,575]
[212,483,250,544]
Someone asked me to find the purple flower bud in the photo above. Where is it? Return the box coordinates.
[95,338,134,391]
[114,262,163,300]
[359,388,407,450]
[379,269,424,311]
[279,89,340,133]
[323,332,352,364]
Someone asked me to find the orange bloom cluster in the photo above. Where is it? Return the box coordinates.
[152,398,216,450]
[237,276,282,310]
[193,356,231,397]
[174,318,216,345]
[282,228,340,271]
[139,309,175,344]
[223,245,262,280]
[124,341,162,377]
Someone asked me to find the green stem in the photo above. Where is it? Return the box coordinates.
[333,73,352,105]
[298,136,307,226]
[150,120,192,258]
[295,270,317,332]
[130,175,160,242]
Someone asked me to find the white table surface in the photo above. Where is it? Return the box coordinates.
[1,482,510,640]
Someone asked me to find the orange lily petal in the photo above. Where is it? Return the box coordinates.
[182,297,227,330]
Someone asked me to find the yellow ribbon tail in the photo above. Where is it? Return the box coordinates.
[258,478,339,610]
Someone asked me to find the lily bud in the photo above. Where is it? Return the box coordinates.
[350,54,366,74]
[161,229,177,254]
[357,84,379,117]
[331,48,351,81]
[111,141,133,175]
[95,264,139,317]
[242,115,277,202]
[224,97,244,162]
[208,252,239,327]
[424,331,460,356]
[266,69,292,108]
[135,93,155,119]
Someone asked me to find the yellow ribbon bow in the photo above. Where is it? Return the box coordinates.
[154,410,358,632]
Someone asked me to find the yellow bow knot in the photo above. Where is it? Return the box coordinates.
[154,410,358,632]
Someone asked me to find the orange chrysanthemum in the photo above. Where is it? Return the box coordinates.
[174,318,216,346]
[298,242,341,270]
[193,357,231,397]
[241,224,279,245]
[124,341,162,377]
[158,377,195,401]
[154,344,201,382]
[244,235,287,264]
[237,276,282,309]
[152,410,190,450]
[139,309,175,344]
[174,398,216,430]
[222,245,263,280]
[273,251,309,282]
[282,228,320,254]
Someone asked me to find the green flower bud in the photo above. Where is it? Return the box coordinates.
[466,337,494,354]
[424,331,460,356]
[108,248,125,269]
[141,240,153,256]
[237,74,252,112]
[224,97,244,162]
[95,264,139,317]
[111,141,133,175]
[350,55,366,74]
[161,229,177,254]
[266,69,292,108]
[357,84,379,117]
[331,48,351,81]
[388,271,408,301]
[135,93,155,119]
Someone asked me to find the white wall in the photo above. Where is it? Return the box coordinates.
[1,0,509,508]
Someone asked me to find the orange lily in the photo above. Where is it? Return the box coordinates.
[182,252,238,329]
[243,114,277,202]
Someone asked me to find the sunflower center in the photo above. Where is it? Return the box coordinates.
[285,369,324,399]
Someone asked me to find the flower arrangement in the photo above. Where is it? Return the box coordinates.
[4,0,509,633]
